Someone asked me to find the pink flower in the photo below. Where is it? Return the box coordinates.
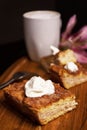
[60,15,87,63]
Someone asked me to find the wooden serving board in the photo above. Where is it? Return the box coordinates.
[0,57,87,130]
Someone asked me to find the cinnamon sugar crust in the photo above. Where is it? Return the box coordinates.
[4,80,73,109]
[50,62,87,76]
[50,63,87,89]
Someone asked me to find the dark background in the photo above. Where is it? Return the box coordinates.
[0,0,87,74]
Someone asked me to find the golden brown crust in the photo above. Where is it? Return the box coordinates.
[24,83,73,109]
[4,80,73,109]
[50,62,87,76]
[50,63,87,89]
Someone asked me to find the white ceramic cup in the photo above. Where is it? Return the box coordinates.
[23,10,62,61]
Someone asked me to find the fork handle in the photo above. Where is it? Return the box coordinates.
[0,78,15,89]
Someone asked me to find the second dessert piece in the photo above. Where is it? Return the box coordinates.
[41,49,87,89]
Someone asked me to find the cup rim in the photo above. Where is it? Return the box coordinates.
[23,10,61,20]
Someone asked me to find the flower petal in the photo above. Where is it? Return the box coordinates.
[61,14,77,41]
[74,52,87,63]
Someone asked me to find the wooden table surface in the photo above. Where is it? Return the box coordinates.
[0,56,87,130]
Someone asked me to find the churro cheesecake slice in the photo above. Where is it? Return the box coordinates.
[4,76,77,125]
[50,62,87,89]
[41,49,87,89]
[50,49,87,89]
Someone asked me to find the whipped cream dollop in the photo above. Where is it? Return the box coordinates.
[25,76,55,98]
[64,62,78,72]
[50,45,60,55]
